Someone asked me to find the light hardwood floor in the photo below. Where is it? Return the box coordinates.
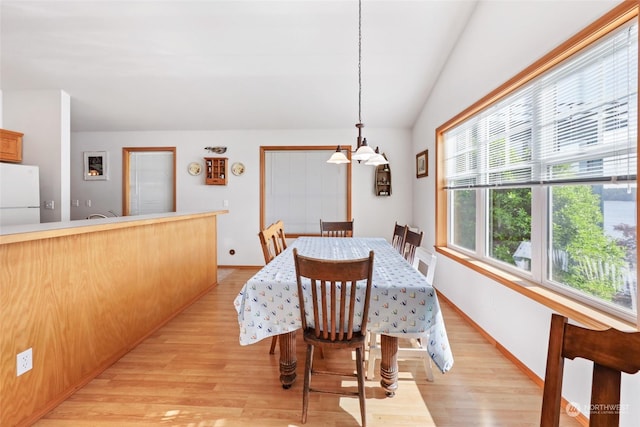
[35,268,581,426]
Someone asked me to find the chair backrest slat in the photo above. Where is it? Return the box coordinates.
[330,281,337,340]
[347,279,357,341]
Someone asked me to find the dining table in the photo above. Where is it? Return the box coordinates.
[233,236,454,396]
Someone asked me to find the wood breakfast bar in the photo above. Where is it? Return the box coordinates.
[0,210,226,427]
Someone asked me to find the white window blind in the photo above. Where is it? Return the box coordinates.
[129,151,174,215]
[265,149,348,234]
[445,20,638,189]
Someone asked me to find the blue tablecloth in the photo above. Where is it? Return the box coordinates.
[234,237,454,373]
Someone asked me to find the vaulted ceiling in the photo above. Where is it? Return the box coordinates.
[0,1,477,132]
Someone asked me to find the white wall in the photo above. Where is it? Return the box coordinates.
[2,90,71,223]
[413,1,639,425]
[71,127,414,266]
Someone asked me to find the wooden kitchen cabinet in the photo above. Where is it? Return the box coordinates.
[204,157,228,185]
[0,129,23,163]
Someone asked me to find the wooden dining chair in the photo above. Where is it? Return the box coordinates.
[391,222,408,254]
[367,247,437,382]
[402,229,424,264]
[293,248,374,427]
[273,219,287,251]
[259,222,284,265]
[258,221,286,354]
[319,219,354,237]
[540,313,640,427]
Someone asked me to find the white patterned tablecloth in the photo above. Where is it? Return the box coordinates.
[234,237,454,373]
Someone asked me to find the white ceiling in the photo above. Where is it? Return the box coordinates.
[0,0,477,132]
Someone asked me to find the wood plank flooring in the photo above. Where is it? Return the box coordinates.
[35,268,581,426]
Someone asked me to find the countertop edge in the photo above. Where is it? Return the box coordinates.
[0,210,229,244]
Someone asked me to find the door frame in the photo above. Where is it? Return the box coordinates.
[122,147,177,216]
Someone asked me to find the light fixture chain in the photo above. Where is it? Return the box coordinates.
[358,0,362,124]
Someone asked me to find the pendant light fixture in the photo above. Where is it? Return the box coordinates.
[328,0,387,166]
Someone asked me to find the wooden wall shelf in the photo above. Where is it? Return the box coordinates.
[375,160,391,196]
[205,157,228,185]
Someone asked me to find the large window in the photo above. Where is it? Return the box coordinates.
[438,4,638,323]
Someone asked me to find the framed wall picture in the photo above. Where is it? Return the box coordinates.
[84,151,108,180]
[416,149,428,178]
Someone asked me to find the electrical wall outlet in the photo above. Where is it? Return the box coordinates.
[17,348,33,376]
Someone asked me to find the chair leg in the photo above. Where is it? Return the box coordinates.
[269,335,278,354]
[355,346,367,427]
[302,344,314,424]
[423,358,435,382]
[366,333,380,379]
[416,336,434,382]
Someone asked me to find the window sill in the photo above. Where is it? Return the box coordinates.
[435,246,638,332]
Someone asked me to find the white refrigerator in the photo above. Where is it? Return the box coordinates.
[0,162,41,227]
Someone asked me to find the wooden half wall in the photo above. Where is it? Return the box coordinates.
[0,211,224,426]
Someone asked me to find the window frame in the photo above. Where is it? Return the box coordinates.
[435,2,639,330]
